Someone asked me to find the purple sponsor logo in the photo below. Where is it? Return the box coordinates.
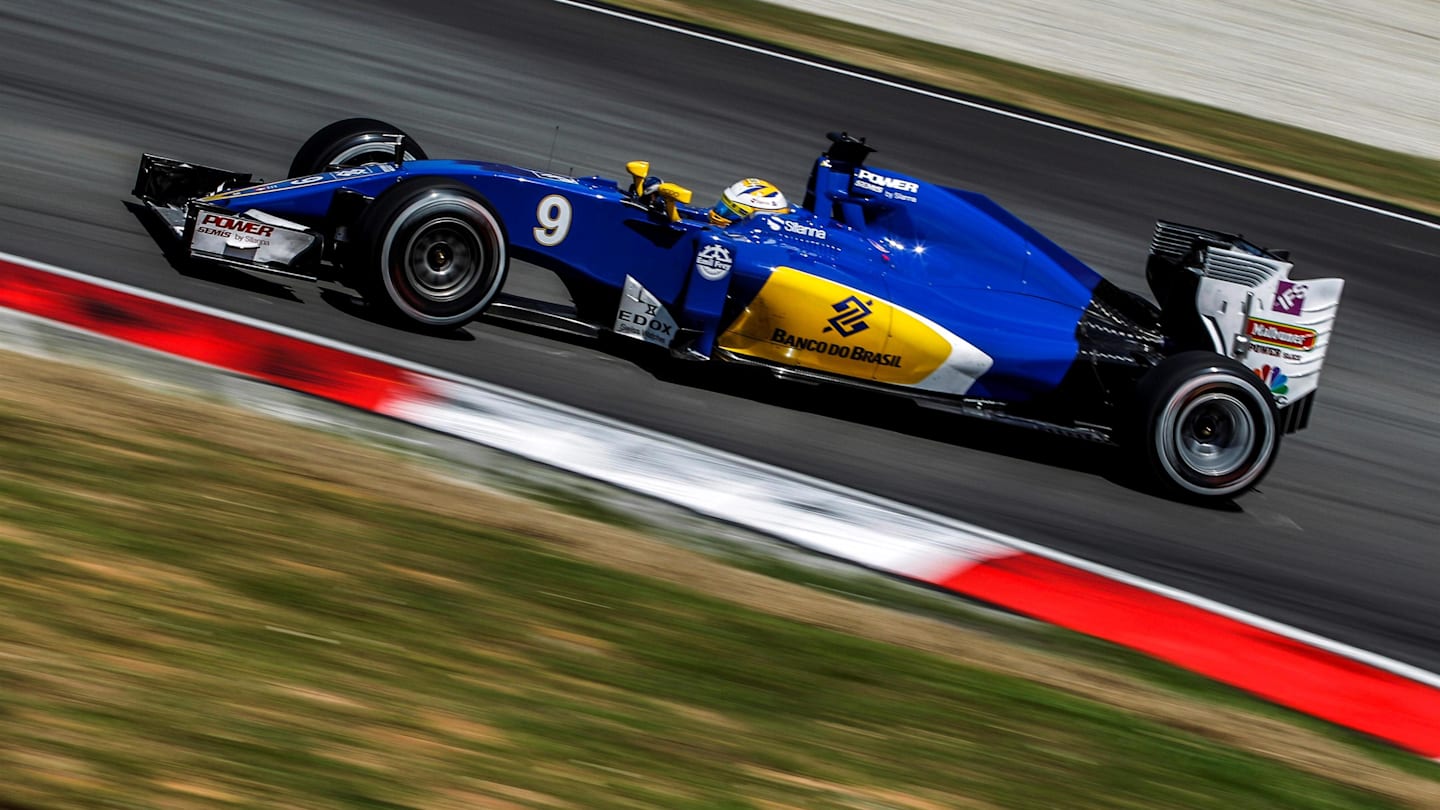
[1273,280,1307,316]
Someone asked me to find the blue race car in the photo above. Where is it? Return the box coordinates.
[133,120,1343,500]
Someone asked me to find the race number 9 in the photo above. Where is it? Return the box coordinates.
[533,194,572,246]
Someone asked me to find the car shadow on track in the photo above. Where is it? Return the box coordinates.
[582,330,1244,511]
[317,288,476,341]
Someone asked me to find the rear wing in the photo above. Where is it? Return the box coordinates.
[1149,221,1344,431]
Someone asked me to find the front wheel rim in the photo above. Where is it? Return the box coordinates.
[327,143,418,169]
[376,191,506,326]
[402,217,484,303]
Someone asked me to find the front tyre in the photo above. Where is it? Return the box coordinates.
[353,178,509,329]
[1130,351,1279,500]
[288,118,428,178]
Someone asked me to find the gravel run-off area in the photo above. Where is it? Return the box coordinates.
[760,0,1440,160]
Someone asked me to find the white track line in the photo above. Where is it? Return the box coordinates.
[5,246,1440,691]
[553,0,1440,232]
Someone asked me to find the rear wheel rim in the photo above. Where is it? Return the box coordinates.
[1174,392,1253,477]
[1153,371,1275,496]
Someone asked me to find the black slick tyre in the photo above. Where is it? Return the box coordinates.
[288,118,427,178]
[1129,351,1280,500]
[352,177,509,329]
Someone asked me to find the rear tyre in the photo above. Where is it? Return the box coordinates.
[1129,351,1279,500]
[288,118,427,178]
[352,177,508,329]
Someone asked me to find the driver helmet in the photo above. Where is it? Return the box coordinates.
[709,178,790,226]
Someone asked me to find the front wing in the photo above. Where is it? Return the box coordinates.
[133,154,322,276]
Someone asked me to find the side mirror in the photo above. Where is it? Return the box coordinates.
[625,160,650,198]
[653,183,692,223]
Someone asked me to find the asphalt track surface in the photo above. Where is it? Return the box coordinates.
[3,1,1439,671]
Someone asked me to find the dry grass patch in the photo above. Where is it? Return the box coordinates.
[1,348,1435,808]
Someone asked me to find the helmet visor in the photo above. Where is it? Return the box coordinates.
[712,197,751,225]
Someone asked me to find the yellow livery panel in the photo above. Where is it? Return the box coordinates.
[718,267,955,386]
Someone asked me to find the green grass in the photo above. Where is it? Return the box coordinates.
[610,0,1440,216]
[0,360,1426,806]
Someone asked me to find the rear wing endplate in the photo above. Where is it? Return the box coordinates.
[1150,221,1344,427]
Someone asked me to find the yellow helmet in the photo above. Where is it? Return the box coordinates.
[709,178,790,226]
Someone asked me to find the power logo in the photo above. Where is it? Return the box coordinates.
[199,213,274,238]
[825,296,872,337]
[854,168,919,194]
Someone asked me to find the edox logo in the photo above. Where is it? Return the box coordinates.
[825,296,872,337]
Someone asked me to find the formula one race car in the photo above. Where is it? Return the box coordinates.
[133,119,1343,500]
